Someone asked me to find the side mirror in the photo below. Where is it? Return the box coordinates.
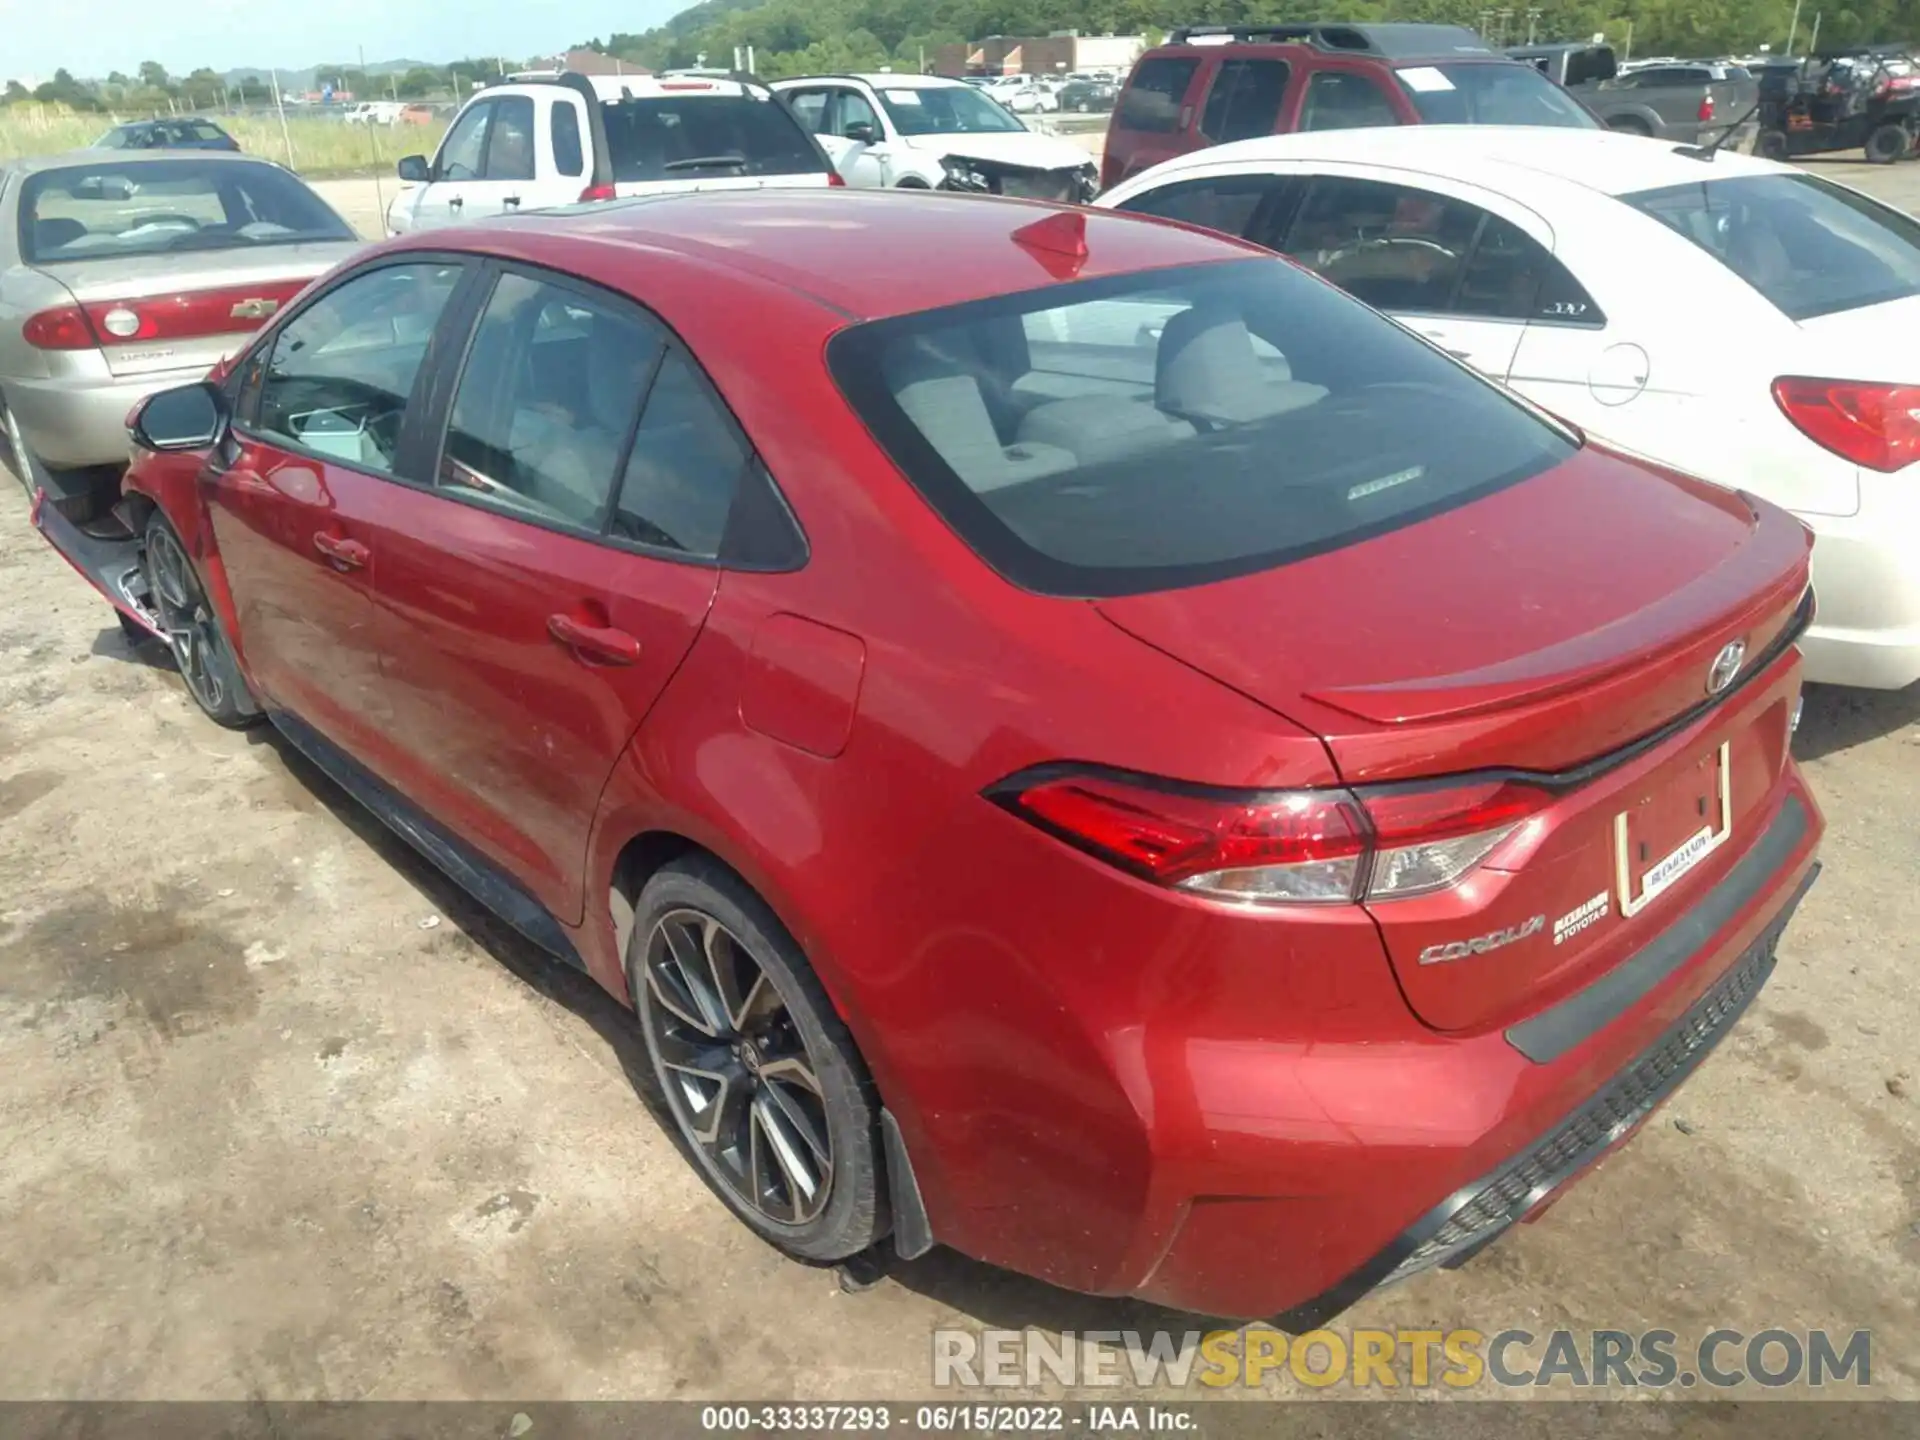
[844,121,878,145]
[397,154,430,183]
[131,382,228,452]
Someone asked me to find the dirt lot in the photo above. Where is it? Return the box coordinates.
[2,162,1918,1406]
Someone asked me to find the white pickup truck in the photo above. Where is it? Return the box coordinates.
[386,72,841,235]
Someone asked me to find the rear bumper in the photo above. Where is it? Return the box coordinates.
[1120,770,1821,1322]
[1278,843,1819,1329]
[7,360,211,470]
[1801,505,1920,690]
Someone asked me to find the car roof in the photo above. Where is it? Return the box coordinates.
[1154,22,1499,64]
[1132,125,1790,200]
[776,73,967,90]
[2,147,269,175]
[499,74,765,101]
[415,189,1265,322]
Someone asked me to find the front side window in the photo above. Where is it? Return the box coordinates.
[254,263,465,474]
[1117,58,1200,133]
[1116,175,1287,244]
[1200,60,1292,143]
[18,158,354,264]
[1626,172,1920,320]
[1394,62,1597,127]
[436,102,492,181]
[875,84,1026,136]
[483,95,537,181]
[1279,178,1478,312]
[1300,71,1402,132]
[439,273,664,531]
[827,258,1574,597]
[837,90,883,138]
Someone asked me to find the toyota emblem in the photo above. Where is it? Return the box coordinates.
[1706,640,1747,695]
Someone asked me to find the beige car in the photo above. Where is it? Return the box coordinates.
[0,149,363,511]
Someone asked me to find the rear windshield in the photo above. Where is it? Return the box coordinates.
[1626,172,1920,320]
[827,258,1575,597]
[19,159,354,264]
[602,94,826,181]
[1394,62,1598,127]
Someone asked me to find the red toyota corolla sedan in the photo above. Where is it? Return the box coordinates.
[36,189,1823,1324]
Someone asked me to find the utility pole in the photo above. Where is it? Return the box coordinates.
[270,69,295,169]
[1785,0,1802,55]
[1622,18,1634,61]
[1807,10,1822,54]
[1526,8,1541,44]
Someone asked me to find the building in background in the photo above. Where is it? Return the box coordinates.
[934,33,1144,78]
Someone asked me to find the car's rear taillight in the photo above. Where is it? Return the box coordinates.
[22,306,101,350]
[995,768,1551,905]
[1773,375,1920,473]
[579,182,617,202]
[827,169,846,187]
[1698,94,1716,122]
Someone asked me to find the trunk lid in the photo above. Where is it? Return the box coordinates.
[53,242,352,378]
[1098,447,1813,1033]
[610,172,833,200]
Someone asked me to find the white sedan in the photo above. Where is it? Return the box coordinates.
[1099,126,1920,691]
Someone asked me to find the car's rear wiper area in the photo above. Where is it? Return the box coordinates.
[663,153,749,172]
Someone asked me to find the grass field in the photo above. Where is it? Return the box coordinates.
[0,105,449,179]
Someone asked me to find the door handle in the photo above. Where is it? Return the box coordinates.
[312,532,370,570]
[547,613,641,666]
[448,195,464,210]
[503,195,521,208]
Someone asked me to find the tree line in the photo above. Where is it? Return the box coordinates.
[580,0,1920,78]
[3,58,523,114]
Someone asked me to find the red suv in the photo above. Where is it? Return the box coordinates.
[1102,22,1597,190]
[39,190,1820,1323]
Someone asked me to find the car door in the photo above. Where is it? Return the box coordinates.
[206,258,471,761]
[1196,58,1293,145]
[468,94,540,218]
[830,86,895,187]
[1269,173,1563,381]
[412,100,494,227]
[369,267,744,924]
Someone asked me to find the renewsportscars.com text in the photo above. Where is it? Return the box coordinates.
[931,1326,1873,1391]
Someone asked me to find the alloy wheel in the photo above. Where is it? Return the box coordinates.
[641,907,834,1226]
[144,525,230,714]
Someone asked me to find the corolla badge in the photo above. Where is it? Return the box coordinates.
[1418,914,1545,966]
[1706,639,1748,696]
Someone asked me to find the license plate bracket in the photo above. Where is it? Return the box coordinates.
[1613,742,1732,919]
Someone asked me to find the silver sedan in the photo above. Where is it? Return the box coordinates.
[0,149,363,506]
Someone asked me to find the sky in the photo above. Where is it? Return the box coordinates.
[0,0,686,80]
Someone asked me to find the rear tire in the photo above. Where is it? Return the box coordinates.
[1606,115,1653,137]
[895,176,931,188]
[1866,122,1908,163]
[629,856,886,1264]
[142,513,263,729]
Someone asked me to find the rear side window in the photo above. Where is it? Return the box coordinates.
[1625,172,1920,321]
[439,273,665,532]
[1200,60,1291,143]
[1300,72,1402,132]
[188,122,226,142]
[551,101,586,178]
[1118,58,1200,133]
[601,94,825,181]
[826,259,1574,597]
[612,351,751,558]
